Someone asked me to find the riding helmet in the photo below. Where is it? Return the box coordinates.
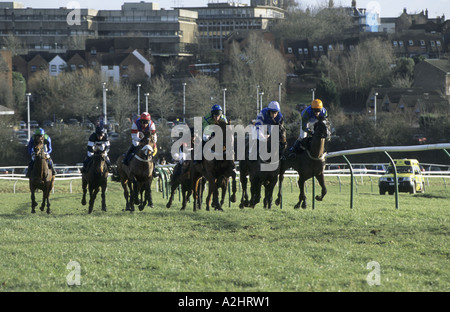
[95,126,106,135]
[268,101,280,112]
[140,112,151,121]
[211,104,222,115]
[311,99,323,109]
[34,128,45,136]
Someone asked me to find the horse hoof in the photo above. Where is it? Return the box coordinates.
[138,205,144,211]
[47,209,51,214]
[275,198,280,206]
[166,203,171,208]
[102,207,107,212]
[315,196,323,201]
[230,195,236,203]
[31,209,36,214]
[40,206,45,212]
[149,204,154,208]
[301,204,307,209]
[81,200,86,206]
[294,203,300,209]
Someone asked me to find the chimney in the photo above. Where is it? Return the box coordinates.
[351,0,356,8]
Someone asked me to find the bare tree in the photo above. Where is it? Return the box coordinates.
[148,75,176,120]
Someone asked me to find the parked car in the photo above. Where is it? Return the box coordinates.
[67,118,80,126]
[109,132,120,141]
[19,121,26,129]
[379,159,425,195]
[367,164,387,174]
[29,120,39,128]
[43,120,54,127]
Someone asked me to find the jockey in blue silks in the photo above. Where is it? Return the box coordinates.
[26,128,56,177]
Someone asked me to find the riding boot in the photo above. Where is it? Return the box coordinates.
[288,140,301,158]
[122,145,135,166]
[153,165,160,178]
[106,157,113,173]
[48,159,56,175]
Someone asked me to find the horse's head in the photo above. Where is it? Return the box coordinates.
[33,135,45,155]
[314,116,331,140]
[92,152,107,174]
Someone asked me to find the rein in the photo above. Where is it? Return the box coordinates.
[134,154,153,163]
[306,150,327,161]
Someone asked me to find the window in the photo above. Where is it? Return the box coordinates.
[328,45,333,50]
[313,46,318,52]
[319,45,323,51]
[420,40,425,46]
[303,48,308,54]
[298,48,303,54]
[51,65,57,72]
[430,41,435,47]
[399,41,404,47]
[31,65,37,72]
[393,41,398,47]
[436,41,441,47]
[287,47,293,53]
[409,40,414,46]
[70,64,76,70]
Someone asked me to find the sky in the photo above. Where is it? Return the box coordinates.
[11,0,450,18]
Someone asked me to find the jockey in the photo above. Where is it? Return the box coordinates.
[202,104,228,142]
[81,126,112,173]
[289,98,328,154]
[250,101,284,157]
[26,128,55,177]
[123,112,157,166]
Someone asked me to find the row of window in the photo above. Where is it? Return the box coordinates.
[103,15,179,23]
[392,40,442,47]
[49,64,85,72]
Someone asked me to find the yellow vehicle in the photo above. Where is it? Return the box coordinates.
[378,159,425,195]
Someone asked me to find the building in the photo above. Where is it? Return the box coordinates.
[413,59,450,96]
[0,1,198,57]
[178,0,285,51]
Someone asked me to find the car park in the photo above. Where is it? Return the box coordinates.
[29,120,39,128]
[378,159,425,195]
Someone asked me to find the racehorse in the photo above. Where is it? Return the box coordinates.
[116,134,155,212]
[166,160,193,210]
[29,135,55,214]
[192,119,237,211]
[276,115,330,209]
[81,151,108,214]
[239,123,287,209]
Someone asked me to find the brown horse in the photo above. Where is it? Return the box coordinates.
[116,135,155,212]
[192,120,237,211]
[276,116,330,209]
[29,135,55,214]
[239,123,287,209]
[81,151,108,214]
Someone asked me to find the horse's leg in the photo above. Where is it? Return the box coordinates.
[40,189,46,212]
[30,187,37,213]
[147,182,154,208]
[265,178,278,209]
[121,181,130,211]
[45,187,52,214]
[296,179,307,209]
[205,180,213,211]
[166,180,178,208]
[81,178,87,206]
[239,174,248,208]
[275,171,285,207]
[88,186,98,214]
[101,182,107,212]
[230,171,237,203]
[315,174,327,201]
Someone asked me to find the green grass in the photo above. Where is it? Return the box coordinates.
[0,177,448,292]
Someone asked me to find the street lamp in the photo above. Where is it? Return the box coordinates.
[256,85,260,116]
[26,93,31,141]
[137,84,141,115]
[222,88,227,115]
[374,92,378,129]
[144,93,149,112]
[259,92,264,111]
[278,82,282,105]
[182,82,186,123]
[102,82,107,126]
[311,88,316,101]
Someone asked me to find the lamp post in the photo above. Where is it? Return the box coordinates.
[278,82,282,105]
[102,82,107,126]
[26,93,31,141]
[259,92,264,111]
[144,93,149,113]
[311,88,316,101]
[222,88,227,115]
[374,92,378,129]
[256,85,260,116]
[137,84,141,115]
[182,82,186,123]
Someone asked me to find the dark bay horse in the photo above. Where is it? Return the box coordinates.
[116,135,155,212]
[276,116,330,209]
[192,120,237,212]
[29,135,55,214]
[239,123,287,209]
[81,151,108,214]
[166,160,193,210]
